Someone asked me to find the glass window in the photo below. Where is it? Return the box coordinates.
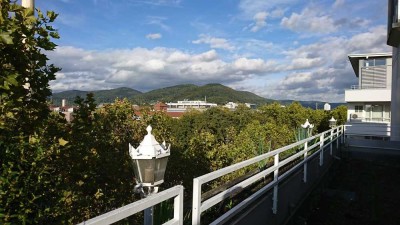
[374,58,386,66]
[355,105,363,112]
[363,58,386,67]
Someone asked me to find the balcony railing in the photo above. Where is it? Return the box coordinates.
[77,185,184,225]
[192,126,344,225]
[77,127,345,225]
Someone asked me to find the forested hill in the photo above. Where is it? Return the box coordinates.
[51,83,345,107]
[51,87,143,105]
[51,83,273,105]
[133,83,272,105]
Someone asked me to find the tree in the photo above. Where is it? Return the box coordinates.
[0,1,66,223]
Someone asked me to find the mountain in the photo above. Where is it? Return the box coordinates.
[51,84,345,108]
[132,83,272,105]
[51,87,142,105]
[51,84,272,106]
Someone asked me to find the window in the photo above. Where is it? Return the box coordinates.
[363,58,386,67]
[355,105,363,112]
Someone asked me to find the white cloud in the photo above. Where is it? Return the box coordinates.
[147,16,170,31]
[257,25,391,102]
[281,8,338,34]
[47,46,276,92]
[250,12,268,32]
[146,33,162,39]
[192,34,235,51]
[238,0,294,18]
[333,0,345,8]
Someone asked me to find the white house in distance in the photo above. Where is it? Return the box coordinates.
[345,53,392,139]
[166,100,217,113]
[224,102,257,110]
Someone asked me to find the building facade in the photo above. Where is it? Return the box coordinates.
[166,100,217,112]
[345,53,392,138]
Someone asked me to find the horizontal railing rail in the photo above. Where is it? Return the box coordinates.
[192,126,344,225]
[345,123,391,137]
[77,185,184,225]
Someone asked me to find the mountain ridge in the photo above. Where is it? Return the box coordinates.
[51,84,345,108]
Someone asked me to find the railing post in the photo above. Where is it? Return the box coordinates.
[303,141,308,183]
[192,179,202,225]
[272,153,279,214]
[174,186,184,225]
[343,125,346,144]
[330,130,333,155]
[319,135,324,166]
[144,207,153,225]
[340,125,345,144]
[336,127,339,149]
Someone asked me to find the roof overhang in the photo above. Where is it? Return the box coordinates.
[348,53,392,77]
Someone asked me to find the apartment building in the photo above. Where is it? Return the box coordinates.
[345,53,392,138]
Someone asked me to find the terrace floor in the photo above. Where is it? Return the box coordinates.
[289,146,400,225]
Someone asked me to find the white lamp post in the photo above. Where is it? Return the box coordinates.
[129,125,170,225]
[301,119,314,137]
[329,116,337,128]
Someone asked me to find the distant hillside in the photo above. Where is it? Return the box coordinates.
[279,100,346,109]
[51,84,345,108]
[132,83,272,105]
[51,84,272,106]
[51,87,142,105]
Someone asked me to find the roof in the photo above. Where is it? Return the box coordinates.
[348,52,392,77]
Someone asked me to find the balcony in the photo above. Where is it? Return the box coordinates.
[345,88,391,102]
[77,126,400,225]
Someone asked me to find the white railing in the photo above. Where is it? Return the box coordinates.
[77,185,184,225]
[191,126,344,225]
[350,85,360,90]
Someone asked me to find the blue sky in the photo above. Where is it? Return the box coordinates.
[35,0,390,102]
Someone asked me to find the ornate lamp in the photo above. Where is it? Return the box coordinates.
[301,119,314,137]
[129,125,170,187]
[329,116,337,128]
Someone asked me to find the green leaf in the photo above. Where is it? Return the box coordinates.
[58,138,68,146]
[0,32,13,44]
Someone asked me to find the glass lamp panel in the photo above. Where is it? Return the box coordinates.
[132,159,141,182]
[137,159,156,184]
[154,157,169,183]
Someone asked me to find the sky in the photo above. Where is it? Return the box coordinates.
[35,0,390,102]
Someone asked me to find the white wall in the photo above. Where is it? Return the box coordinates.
[345,89,391,102]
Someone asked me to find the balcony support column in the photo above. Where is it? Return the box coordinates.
[391,46,400,141]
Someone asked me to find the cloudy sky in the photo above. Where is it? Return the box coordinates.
[36,0,390,102]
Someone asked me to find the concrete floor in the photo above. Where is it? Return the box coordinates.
[289,146,400,225]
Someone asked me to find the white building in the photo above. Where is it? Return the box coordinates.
[166,100,217,112]
[345,53,392,139]
[224,102,257,110]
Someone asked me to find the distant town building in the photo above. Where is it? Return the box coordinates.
[50,99,75,122]
[166,100,217,112]
[154,102,168,111]
[324,103,331,111]
[224,102,256,110]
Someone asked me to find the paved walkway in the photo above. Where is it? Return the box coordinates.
[290,147,400,225]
